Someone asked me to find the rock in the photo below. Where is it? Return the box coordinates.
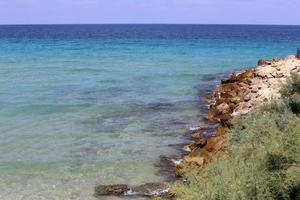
[171,158,182,166]
[238,69,256,80]
[256,66,277,78]
[229,96,241,104]
[203,136,225,152]
[167,187,177,198]
[216,125,230,136]
[195,139,208,147]
[132,182,168,196]
[228,102,237,110]
[286,55,296,60]
[244,95,251,102]
[189,127,200,132]
[251,88,258,93]
[219,114,234,127]
[175,162,186,178]
[199,124,209,130]
[272,57,282,62]
[189,139,207,149]
[222,70,255,84]
[276,71,284,78]
[184,156,205,167]
[191,132,202,139]
[182,145,192,152]
[267,78,282,90]
[234,102,252,115]
[95,184,129,196]
[292,66,300,73]
[258,59,272,66]
[216,102,231,115]
[203,112,216,121]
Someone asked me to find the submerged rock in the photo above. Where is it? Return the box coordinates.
[94,182,170,198]
[94,184,129,196]
[132,182,169,196]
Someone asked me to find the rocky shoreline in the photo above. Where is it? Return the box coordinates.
[176,54,300,178]
[94,54,300,199]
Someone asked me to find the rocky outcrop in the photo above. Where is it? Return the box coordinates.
[94,182,169,198]
[95,184,129,196]
[176,55,300,177]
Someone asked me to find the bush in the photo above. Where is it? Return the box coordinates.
[280,73,300,114]
[173,101,300,200]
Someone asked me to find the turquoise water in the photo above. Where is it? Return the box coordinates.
[0,25,300,199]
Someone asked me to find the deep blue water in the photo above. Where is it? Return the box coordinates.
[0,25,300,199]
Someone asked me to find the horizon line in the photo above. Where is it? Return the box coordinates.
[0,23,300,26]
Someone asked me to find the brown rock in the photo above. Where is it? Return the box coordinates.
[203,113,215,121]
[168,187,177,198]
[175,164,184,178]
[230,96,241,104]
[191,132,202,139]
[216,102,231,115]
[189,139,207,149]
[238,69,256,79]
[228,102,237,110]
[195,139,208,147]
[199,124,209,130]
[95,184,129,196]
[132,182,168,196]
[203,136,225,152]
[220,115,235,127]
[184,156,205,167]
[221,70,255,84]
[182,145,192,152]
[219,114,233,126]
[216,125,230,136]
[258,59,272,66]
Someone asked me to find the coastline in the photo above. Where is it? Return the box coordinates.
[176,54,300,178]
[94,54,300,198]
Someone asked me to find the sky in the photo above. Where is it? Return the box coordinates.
[0,0,299,25]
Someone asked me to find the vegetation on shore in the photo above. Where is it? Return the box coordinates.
[171,73,300,200]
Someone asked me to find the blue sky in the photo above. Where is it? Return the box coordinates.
[0,0,299,25]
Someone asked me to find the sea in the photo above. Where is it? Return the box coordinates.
[0,24,300,200]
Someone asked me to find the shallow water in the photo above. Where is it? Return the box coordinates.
[0,25,300,199]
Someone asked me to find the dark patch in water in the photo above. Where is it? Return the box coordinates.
[146,102,175,111]
[69,68,108,73]
[169,120,188,125]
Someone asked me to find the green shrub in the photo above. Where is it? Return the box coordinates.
[280,73,300,114]
[174,102,300,200]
